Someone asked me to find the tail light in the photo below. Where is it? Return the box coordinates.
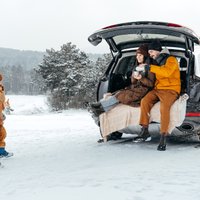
[186,112,200,117]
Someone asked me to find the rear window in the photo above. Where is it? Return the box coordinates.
[112,52,188,94]
[115,53,187,74]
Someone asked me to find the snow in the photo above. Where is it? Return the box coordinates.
[1,95,200,200]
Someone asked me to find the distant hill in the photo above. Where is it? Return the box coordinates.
[0,47,45,70]
[0,47,103,70]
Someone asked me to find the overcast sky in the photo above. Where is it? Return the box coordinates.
[0,0,199,53]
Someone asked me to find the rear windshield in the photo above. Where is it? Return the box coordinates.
[113,52,188,93]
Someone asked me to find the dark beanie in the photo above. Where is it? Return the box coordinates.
[136,44,149,57]
[148,39,162,51]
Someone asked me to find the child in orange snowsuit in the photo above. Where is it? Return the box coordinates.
[0,74,13,157]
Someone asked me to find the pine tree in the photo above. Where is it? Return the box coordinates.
[36,41,112,110]
[36,42,91,109]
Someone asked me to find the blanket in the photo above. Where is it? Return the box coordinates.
[99,94,189,140]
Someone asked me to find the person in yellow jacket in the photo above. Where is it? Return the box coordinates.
[0,74,13,157]
[134,39,181,151]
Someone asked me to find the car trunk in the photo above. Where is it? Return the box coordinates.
[88,21,200,54]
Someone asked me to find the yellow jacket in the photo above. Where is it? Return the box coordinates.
[150,56,181,94]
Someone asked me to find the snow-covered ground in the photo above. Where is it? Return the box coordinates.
[1,95,200,200]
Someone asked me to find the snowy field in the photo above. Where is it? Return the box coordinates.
[1,95,200,200]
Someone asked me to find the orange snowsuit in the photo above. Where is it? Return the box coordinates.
[0,85,6,148]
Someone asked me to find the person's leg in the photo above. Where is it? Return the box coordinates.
[134,90,159,141]
[0,126,13,157]
[158,90,179,134]
[91,96,119,116]
[139,90,159,127]
[100,96,119,112]
[0,125,6,148]
[157,90,179,151]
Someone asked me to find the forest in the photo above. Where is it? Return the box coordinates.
[0,44,111,110]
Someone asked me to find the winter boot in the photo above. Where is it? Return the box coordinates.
[0,147,14,158]
[133,127,151,142]
[94,107,105,116]
[91,102,102,109]
[157,134,167,151]
[91,105,105,117]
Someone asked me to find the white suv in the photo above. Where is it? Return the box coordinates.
[88,21,200,142]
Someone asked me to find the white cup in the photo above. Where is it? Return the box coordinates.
[133,71,139,76]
